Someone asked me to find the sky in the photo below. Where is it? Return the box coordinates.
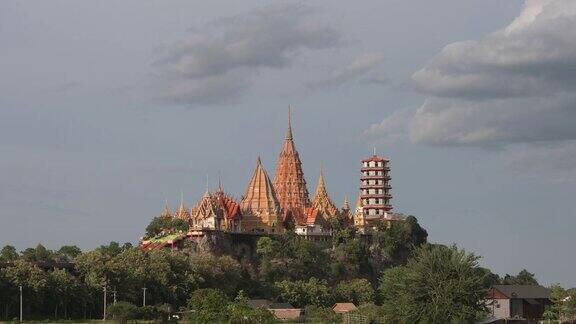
[1,0,575,286]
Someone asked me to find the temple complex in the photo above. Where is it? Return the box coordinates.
[141,108,404,250]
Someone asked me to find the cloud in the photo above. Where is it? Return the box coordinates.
[505,141,576,181]
[154,3,341,106]
[307,53,384,90]
[368,0,576,147]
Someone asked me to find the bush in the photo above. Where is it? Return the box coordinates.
[187,288,230,323]
[107,301,139,324]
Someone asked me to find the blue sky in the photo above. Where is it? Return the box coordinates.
[1,0,575,287]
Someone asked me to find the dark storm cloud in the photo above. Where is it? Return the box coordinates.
[154,3,341,106]
[369,0,576,147]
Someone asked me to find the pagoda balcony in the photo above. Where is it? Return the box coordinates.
[360,194,392,199]
[363,205,392,210]
[360,166,390,172]
[360,184,392,189]
[360,176,391,180]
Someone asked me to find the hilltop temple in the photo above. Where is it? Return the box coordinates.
[141,109,402,249]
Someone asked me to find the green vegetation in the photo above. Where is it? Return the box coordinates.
[379,244,488,323]
[0,216,560,323]
[145,216,189,239]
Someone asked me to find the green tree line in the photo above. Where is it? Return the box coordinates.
[1,216,566,323]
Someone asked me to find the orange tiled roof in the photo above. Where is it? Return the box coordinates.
[214,189,241,220]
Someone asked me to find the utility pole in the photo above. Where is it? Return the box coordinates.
[19,285,22,323]
[103,286,107,321]
[142,287,147,307]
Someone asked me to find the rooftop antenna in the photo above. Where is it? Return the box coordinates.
[373,147,376,156]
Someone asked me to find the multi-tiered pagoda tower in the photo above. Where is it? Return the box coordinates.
[273,108,310,223]
[359,153,392,218]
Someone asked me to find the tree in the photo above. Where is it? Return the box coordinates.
[107,301,138,324]
[21,244,53,262]
[0,245,19,262]
[550,284,576,321]
[335,278,375,305]
[502,269,539,285]
[226,291,275,324]
[96,242,125,258]
[274,278,331,308]
[475,267,502,288]
[57,245,82,261]
[380,244,488,323]
[187,288,229,323]
[3,260,49,318]
[145,216,189,238]
[369,216,428,275]
[48,268,81,319]
[189,253,246,297]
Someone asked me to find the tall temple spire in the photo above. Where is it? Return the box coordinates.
[274,106,310,216]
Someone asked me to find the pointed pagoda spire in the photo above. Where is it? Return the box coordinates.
[342,195,350,211]
[160,199,172,218]
[174,190,191,220]
[217,172,222,193]
[241,157,282,232]
[241,157,280,214]
[273,107,310,213]
[311,167,338,217]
